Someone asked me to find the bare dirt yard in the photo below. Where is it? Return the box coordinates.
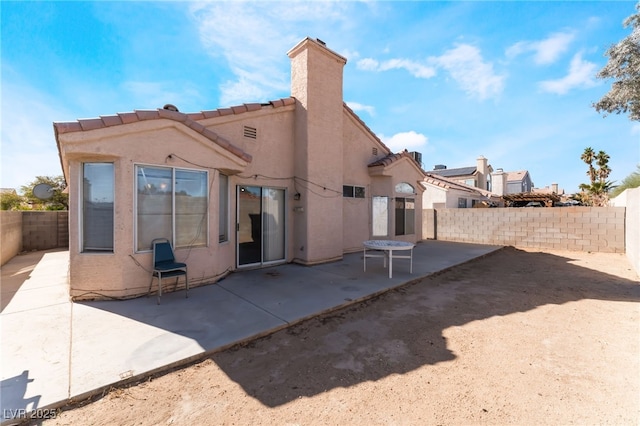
[47,247,639,425]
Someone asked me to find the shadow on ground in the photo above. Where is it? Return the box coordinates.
[207,247,639,407]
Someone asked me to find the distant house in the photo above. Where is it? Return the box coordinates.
[53,38,426,300]
[491,169,533,195]
[532,183,564,196]
[421,172,500,209]
[428,156,493,192]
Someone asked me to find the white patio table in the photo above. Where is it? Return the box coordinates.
[363,240,415,279]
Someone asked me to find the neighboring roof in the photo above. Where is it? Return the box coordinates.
[54,98,298,165]
[429,166,477,178]
[0,188,17,194]
[368,150,421,169]
[422,172,495,199]
[505,170,529,182]
[532,186,564,195]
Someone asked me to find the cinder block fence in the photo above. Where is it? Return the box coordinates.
[1,211,69,265]
[427,206,625,253]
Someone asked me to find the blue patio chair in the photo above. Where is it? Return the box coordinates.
[148,238,188,304]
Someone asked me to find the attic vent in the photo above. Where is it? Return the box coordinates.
[243,126,257,139]
[372,147,378,156]
[163,104,179,112]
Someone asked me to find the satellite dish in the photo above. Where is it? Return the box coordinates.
[33,183,54,200]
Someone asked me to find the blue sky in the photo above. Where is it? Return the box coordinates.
[2,1,639,194]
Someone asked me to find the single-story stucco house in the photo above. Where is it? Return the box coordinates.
[54,37,426,300]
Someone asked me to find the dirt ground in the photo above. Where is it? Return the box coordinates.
[46,247,639,426]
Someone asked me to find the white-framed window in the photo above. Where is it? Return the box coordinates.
[82,163,114,252]
[395,182,414,194]
[395,197,415,236]
[135,164,208,252]
[343,185,365,198]
[372,196,389,237]
[219,173,228,243]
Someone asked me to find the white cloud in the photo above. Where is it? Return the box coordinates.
[346,101,375,116]
[380,131,428,152]
[432,44,505,100]
[539,52,598,94]
[356,58,436,79]
[358,44,503,100]
[188,1,351,105]
[507,31,575,65]
[631,123,640,136]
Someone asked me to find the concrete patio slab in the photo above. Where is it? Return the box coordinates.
[0,240,501,424]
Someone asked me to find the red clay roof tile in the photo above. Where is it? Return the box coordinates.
[186,112,206,121]
[202,110,221,119]
[245,103,262,112]
[158,108,187,122]
[54,122,83,134]
[100,115,123,127]
[118,112,139,124]
[135,110,160,121]
[79,118,105,131]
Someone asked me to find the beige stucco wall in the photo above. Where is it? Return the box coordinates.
[290,39,346,264]
[60,121,251,299]
[57,38,427,299]
[342,114,388,252]
[428,206,625,253]
[369,159,423,244]
[611,188,639,276]
[1,211,23,266]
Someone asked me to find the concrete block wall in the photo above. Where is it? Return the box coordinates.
[21,211,69,252]
[430,207,625,253]
[611,188,639,276]
[1,211,23,266]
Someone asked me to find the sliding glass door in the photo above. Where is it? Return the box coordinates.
[237,186,285,266]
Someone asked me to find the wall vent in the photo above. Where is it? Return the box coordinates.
[243,126,257,139]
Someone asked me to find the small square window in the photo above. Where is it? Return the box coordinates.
[354,187,365,198]
[343,185,354,197]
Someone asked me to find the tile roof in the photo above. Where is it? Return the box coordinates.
[53,98,296,163]
[423,172,495,198]
[368,150,421,169]
[429,166,477,177]
[343,103,392,155]
[505,170,528,182]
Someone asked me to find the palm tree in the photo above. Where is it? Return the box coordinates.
[610,165,640,198]
[595,151,611,182]
[581,147,596,184]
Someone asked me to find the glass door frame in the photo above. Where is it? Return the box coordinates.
[236,185,287,268]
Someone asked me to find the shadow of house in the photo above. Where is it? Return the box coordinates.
[207,248,639,407]
[78,247,639,408]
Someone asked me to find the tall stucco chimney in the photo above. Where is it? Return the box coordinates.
[476,155,488,190]
[551,183,558,194]
[491,169,507,196]
[287,38,347,264]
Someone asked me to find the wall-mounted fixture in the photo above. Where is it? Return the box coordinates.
[294,193,301,200]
